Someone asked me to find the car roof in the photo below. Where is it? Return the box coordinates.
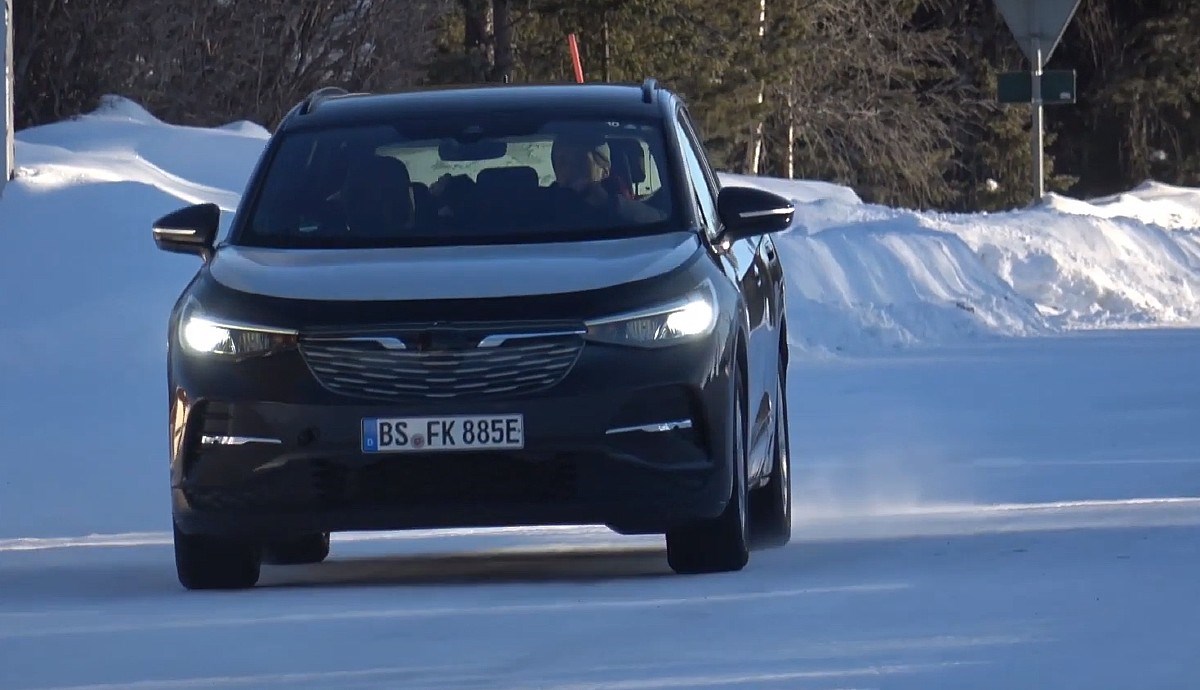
[280,83,672,131]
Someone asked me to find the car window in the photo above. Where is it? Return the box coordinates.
[674,111,720,236]
[679,112,722,200]
[237,116,677,249]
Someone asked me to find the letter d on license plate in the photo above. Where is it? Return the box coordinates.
[362,414,524,453]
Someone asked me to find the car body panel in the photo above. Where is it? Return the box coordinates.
[669,104,785,481]
[169,336,739,537]
[208,231,702,301]
[282,84,668,132]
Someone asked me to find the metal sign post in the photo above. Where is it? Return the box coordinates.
[2,0,13,198]
[993,0,1082,203]
[1031,36,1044,201]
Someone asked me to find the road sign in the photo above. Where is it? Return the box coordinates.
[993,0,1082,204]
[994,0,1082,67]
[998,70,1076,105]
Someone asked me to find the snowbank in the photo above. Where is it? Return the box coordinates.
[0,99,269,536]
[11,95,268,213]
[721,173,1200,354]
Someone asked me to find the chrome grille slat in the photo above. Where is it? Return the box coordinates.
[477,367,571,384]
[310,360,367,371]
[299,331,584,401]
[329,376,373,385]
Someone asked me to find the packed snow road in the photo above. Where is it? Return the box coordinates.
[3,330,1200,690]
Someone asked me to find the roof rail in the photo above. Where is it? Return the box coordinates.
[299,86,349,115]
[641,78,659,104]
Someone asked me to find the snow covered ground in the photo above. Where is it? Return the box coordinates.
[2,98,1200,688]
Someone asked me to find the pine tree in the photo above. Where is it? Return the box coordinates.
[1087,0,1200,189]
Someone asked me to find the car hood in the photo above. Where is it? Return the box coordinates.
[207,232,702,301]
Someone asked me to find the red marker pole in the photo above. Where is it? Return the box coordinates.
[567,33,584,83]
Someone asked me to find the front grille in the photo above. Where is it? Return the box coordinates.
[298,333,584,400]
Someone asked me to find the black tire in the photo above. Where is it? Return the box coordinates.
[749,357,792,550]
[173,522,261,590]
[665,369,750,575]
[262,533,331,566]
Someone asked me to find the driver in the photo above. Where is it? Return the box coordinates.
[550,131,664,224]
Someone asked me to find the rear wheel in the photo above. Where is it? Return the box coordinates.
[262,533,331,566]
[749,359,792,550]
[173,522,261,590]
[666,369,750,575]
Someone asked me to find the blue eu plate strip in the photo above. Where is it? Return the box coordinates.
[361,418,378,453]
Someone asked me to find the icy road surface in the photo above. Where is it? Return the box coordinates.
[3,330,1200,690]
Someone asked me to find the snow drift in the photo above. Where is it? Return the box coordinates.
[727,174,1200,354]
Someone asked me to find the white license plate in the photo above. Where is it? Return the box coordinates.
[361,414,524,453]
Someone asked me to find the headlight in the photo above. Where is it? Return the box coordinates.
[585,279,718,347]
[178,299,297,358]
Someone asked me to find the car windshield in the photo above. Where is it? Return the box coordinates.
[235,114,677,248]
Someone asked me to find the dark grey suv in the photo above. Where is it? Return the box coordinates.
[153,79,794,589]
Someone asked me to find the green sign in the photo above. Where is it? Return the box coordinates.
[997,70,1076,105]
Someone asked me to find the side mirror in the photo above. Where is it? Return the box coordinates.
[717,186,795,240]
[153,203,220,261]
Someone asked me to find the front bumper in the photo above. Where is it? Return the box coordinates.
[170,338,737,539]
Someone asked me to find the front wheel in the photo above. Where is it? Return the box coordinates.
[665,369,750,575]
[173,522,261,590]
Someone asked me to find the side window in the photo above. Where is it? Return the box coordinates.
[680,114,722,199]
[674,111,720,237]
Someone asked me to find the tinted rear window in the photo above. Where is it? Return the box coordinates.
[235,114,677,248]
